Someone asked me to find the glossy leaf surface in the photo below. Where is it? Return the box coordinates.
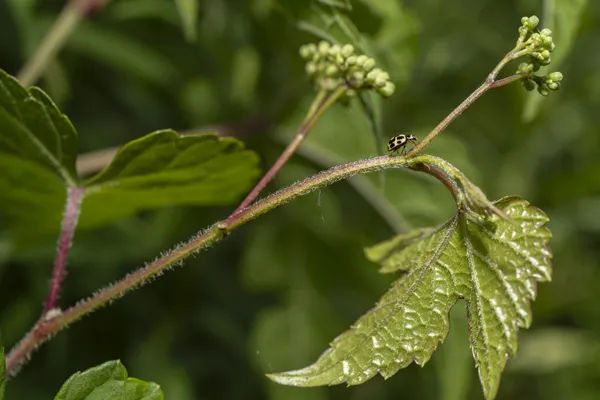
[268,197,552,400]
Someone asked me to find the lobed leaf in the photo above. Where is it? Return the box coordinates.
[268,197,552,400]
[54,360,163,400]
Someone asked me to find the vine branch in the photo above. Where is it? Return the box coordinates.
[6,153,454,375]
[230,85,347,216]
[407,52,528,156]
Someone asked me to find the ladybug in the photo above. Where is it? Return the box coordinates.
[387,134,418,154]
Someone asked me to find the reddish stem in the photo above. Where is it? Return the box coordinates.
[42,187,85,315]
[229,87,345,217]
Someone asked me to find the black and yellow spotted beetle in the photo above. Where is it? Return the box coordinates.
[387,134,418,155]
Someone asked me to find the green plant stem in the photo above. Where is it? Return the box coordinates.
[230,85,346,216]
[287,136,409,233]
[407,50,528,156]
[5,153,454,376]
[17,0,110,86]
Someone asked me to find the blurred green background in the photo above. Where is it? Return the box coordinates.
[1,0,600,399]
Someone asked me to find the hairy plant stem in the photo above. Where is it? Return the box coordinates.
[230,85,347,216]
[5,153,457,375]
[43,187,85,315]
[17,0,111,86]
[7,37,534,376]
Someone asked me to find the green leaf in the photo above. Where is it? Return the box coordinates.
[267,197,552,400]
[0,332,5,400]
[0,69,260,239]
[0,68,79,186]
[174,0,199,42]
[79,130,260,229]
[54,360,163,400]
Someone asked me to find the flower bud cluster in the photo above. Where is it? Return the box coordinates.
[516,15,562,96]
[521,70,563,96]
[299,41,395,98]
[517,16,556,67]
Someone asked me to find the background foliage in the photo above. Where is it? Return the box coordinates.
[0,0,598,399]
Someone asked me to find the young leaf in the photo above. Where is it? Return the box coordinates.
[0,68,78,186]
[54,360,163,400]
[80,130,260,229]
[174,0,199,42]
[267,197,552,400]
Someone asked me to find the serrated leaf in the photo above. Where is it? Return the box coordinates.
[80,130,260,229]
[174,0,199,42]
[0,68,78,186]
[0,332,5,400]
[54,360,163,400]
[268,197,552,400]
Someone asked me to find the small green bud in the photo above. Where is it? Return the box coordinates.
[374,76,387,87]
[379,81,396,97]
[299,44,315,59]
[541,49,550,59]
[363,57,376,71]
[305,62,317,75]
[326,64,338,77]
[518,62,534,74]
[352,70,365,82]
[356,55,368,66]
[537,85,549,96]
[521,16,529,25]
[346,55,358,66]
[318,40,330,54]
[540,28,552,36]
[366,67,383,82]
[329,44,341,56]
[528,16,539,29]
[531,34,542,46]
[541,57,551,65]
[312,53,321,62]
[341,44,354,58]
[547,82,559,90]
[335,53,345,65]
[543,36,553,46]
[374,71,390,87]
[548,71,563,82]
